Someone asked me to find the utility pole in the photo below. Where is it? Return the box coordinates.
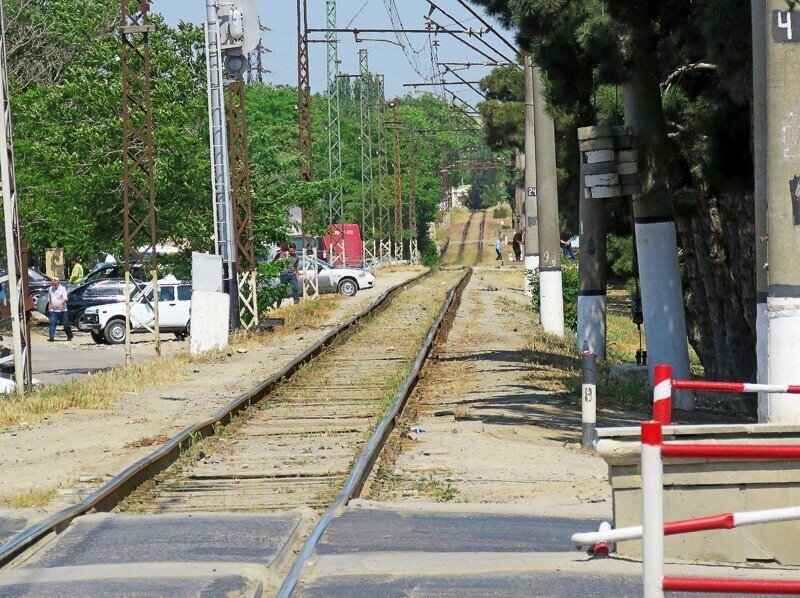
[375,75,391,261]
[296,0,317,298]
[514,149,524,231]
[765,1,800,422]
[326,0,345,266]
[408,135,419,263]
[359,49,376,265]
[752,0,769,420]
[577,154,607,357]
[623,49,692,410]
[532,63,564,337]
[523,55,539,294]
[391,98,403,261]
[205,0,240,328]
[228,77,257,329]
[0,4,30,392]
[122,0,160,362]
[297,0,312,185]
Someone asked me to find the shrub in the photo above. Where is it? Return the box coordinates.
[526,259,579,332]
[492,205,510,219]
[256,260,289,313]
[607,234,634,278]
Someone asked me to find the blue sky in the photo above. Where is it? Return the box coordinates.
[156,1,517,109]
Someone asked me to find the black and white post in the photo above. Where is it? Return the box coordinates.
[581,351,597,449]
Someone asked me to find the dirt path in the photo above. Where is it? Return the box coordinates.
[0,267,426,522]
[365,268,641,518]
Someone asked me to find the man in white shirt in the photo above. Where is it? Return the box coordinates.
[47,277,73,342]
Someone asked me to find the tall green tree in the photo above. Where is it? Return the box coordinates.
[470,0,756,383]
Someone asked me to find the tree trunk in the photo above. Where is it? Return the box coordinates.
[674,190,757,388]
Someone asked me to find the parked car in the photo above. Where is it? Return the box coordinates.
[84,263,146,284]
[25,267,53,297]
[80,275,191,344]
[35,278,141,324]
[292,258,374,297]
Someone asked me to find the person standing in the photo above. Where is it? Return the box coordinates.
[560,234,576,260]
[495,236,503,261]
[280,246,300,304]
[68,257,84,285]
[512,229,523,262]
[47,277,73,341]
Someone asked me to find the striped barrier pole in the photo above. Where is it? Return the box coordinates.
[572,505,800,548]
[653,365,672,424]
[641,420,665,598]
[672,380,800,394]
[663,577,800,594]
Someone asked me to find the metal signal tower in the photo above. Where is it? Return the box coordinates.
[227,77,258,328]
[0,4,30,392]
[121,0,160,362]
[326,0,345,266]
[374,75,391,261]
[391,98,403,261]
[358,49,376,266]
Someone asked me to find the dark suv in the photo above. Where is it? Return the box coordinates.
[34,278,141,326]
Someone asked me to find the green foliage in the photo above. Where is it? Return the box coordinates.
[607,234,634,279]
[256,260,289,313]
[420,238,440,268]
[4,0,495,274]
[526,261,579,332]
[493,205,510,219]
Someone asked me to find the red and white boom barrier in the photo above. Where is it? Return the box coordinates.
[641,420,800,597]
[651,364,800,425]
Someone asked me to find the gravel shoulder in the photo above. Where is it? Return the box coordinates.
[0,266,426,521]
[365,267,640,519]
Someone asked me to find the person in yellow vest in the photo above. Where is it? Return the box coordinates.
[69,257,84,285]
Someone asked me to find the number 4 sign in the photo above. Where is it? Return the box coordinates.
[773,10,800,42]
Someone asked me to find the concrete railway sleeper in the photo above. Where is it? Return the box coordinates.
[0,267,471,596]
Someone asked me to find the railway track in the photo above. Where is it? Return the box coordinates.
[0,267,471,594]
[453,210,474,265]
[475,209,487,265]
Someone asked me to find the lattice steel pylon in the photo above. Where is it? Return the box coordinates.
[374,75,391,261]
[391,98,403,261]
[358,49,376,266]
[326,0,346,266]
[296,0,317,299]
[297,0,312,185]
[227,78,258,329]
[0,6,30,393]
[247,40,270,84]
[121,0,160,363]
[408,136,419,263]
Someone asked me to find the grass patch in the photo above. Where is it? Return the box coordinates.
[416,474,458,502]
[1,481,71,508]
[0,356,189,427]
[0,329,275,427]
[269,295,338,330]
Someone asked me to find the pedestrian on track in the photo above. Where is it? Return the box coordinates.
[495,236,503,261]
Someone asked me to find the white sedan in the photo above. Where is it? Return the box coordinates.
[296,258,375,296]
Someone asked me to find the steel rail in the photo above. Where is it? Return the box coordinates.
[0,269,433,568]
[278,267,472,597]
